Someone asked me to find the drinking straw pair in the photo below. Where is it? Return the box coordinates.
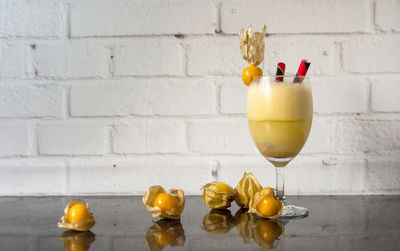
[275,59,311,83]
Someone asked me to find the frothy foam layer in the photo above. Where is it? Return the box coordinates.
[247,81,313,121]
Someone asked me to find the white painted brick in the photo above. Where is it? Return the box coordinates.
[113,40,184,76]
[0,83,64,118]
[312,77,369,114]
[302,118,336,154]
[0,43,32,78]
[113,120,186,154]
[367,157,400,193]
[185,37,243,76]
[33,42,109,79]
[71,0,215,37]
[68,158,214,195]
[371,77,400,112]
[221,0,372,34]
[265,37,337,76]
[220,77,248,114]
[188,119,257,154]
[0,164,66,195]
[0,124,33,157]
[342,37,400,73]
[38,124,109,155]
[376,0,400,32]
[70,79,216,116]
[287,157,366,194]
[0,0,66,38]
[216,156,367,195]
[217,156,275,188]
[337,120,400,154]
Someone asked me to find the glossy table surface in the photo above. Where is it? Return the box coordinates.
[0,196,399,251]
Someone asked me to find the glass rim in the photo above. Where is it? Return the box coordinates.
[253,74,310,83]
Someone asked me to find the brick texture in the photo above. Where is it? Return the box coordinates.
[375,0,400,32]
[370,77,400,112]
[113,121,186,154]
[312,77,369,114]
[0,1,399,195]
[0,124,33,156]
[342,37,400,73]
[113,40,185,76]
[337,120,400,154]
[188,119,257,154]
[0,83,64,118]
[70,79,216,116]
[0,43,32,78]
[38,124,109,155]
[0,0,66,38]
[33,42,109,79]
[71,0,215,36]
[221,0,372,34]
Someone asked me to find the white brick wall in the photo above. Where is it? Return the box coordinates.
[0,0,399,195]
[112,39,185,76]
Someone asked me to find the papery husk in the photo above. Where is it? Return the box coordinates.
[143,219,185,251]
[234,208,259,243]
[57,199,95,232]
[202,182,235,209]
[253,220,284,250]
[59,230,95,250]
[248,188,283,219]
[239,25,267,66]
[202,209,236,234]
[142,185,185,220]
[234,173,262,208]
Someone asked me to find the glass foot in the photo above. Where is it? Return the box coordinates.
[280,204,309,219]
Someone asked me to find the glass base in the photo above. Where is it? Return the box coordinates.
[280,204,309,219]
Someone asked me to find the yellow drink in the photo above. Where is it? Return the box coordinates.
[247,79,313,164]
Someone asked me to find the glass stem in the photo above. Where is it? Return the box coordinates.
[276,167,286,203]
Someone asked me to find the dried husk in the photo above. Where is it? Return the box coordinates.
[57,199,95,232]
[248,188,283,219]
[234,173,262,208]
[202,182,235,209]
[202,209,236,234]
[143,219,185,251]
[59,230,95,250]
[239,25,267,66]
[142,185,185,220]
[252,220,284,250]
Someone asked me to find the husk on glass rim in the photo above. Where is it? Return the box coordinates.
[246,73,313,218]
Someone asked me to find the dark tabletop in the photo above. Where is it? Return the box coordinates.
[0,196,399,251]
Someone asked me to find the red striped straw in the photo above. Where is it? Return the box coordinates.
[275,62,286,82]
[294,59,311,83]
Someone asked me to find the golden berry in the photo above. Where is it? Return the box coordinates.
[153,193,179,212]
[67,204,90,223]
[242,65,263,86]
[256,196,281,218]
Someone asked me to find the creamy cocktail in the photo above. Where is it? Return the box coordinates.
[247,77,313,166]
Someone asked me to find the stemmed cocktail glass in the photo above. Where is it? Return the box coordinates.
[247,74,312,218]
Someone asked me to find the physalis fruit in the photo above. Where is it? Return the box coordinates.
[234,172,262,208]
[57,199,95,232]
[249,188,283,219]
[143,185,185,220]
[202,182,235,209]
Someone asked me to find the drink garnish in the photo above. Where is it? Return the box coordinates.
[239,25,267,86]
[275,62,286,82]
[294,59,311,83]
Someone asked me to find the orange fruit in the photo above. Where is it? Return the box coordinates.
[242,65,263,86]
[152,193,179,212]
